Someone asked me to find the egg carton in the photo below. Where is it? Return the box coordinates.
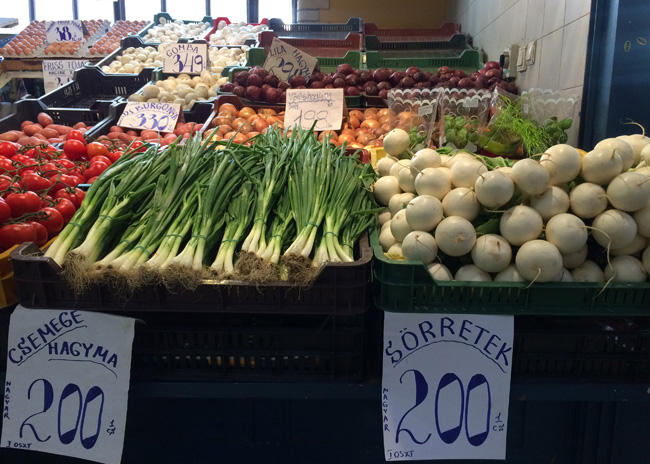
[35,20,111,59]
[86,21,152,58]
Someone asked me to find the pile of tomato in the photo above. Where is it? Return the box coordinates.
[0,132,126,251]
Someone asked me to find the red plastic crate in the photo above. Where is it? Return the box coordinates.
[204,17,269,42]
[362,22,460,41]
[258,31,363,58]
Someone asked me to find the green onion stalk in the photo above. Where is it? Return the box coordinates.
[210,180,256,276]
[281,136,332,282]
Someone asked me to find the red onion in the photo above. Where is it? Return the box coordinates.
[246,86,263,101]
[400,76,416,88]
[373,68,391,82]
[220,83,235,93]
[290,75,307,87]
[233,86,246,97]
[234,72,250,86]
[278,81,290,91]
[377,81,392,91]
[378,89,390,99]
[485,69,502,79]
[310,81,326,89]
[345,86,360,96]
[458,78,474,89]
[333,78,346,88]
[345,74,358,86]
[247,74,263,87]
[484,61,501,70]
[264,74,280,87]
[337,63,355,75]
[413,72,428,83]
[406,66,421,75]
[390,71,406,86]
[264,87,281,103]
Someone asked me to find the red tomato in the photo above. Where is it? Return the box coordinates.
[89,155,112,166]
[84,161,108,181]
[63,140,87,161]
[0,223,37,251]
[0,175,13,191]
[55,188,85,208]
[48,174,79,195]
[40,195,53,209]
[0,158,16,176]
[86,176,99,184]
[36,207,64,236]
[56,159,76,170]
[11,154,32,165]
[107,150,122,164]
[39,145,60,160]
[38,162,60,177]
[54,198,76,223]
[28,221,48,246]
[0,198,11,225]
[87,142,110,159]
[130,141,147,153]
[19,173,52,193]
[22,148,39,159]
[65,130,86,143]
[5,191,41,218]
[0,142,18,158]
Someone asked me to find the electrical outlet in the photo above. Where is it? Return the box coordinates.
[517,47,527,72]
[526,40,537,64]
[500,44,519,78]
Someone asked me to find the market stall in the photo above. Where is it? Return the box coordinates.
[0,9,649,464]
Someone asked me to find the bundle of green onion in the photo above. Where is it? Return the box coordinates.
[45,127,378,292]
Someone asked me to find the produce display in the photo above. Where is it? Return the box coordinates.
[44,127,376,290]
[141,18,211,43]
[0,118,128,251]
[43,20,111,57]
[207,21,268,46]
[100,45,164,74]
[128,72,222,109]
[88,20,150,56]
[208,46,248,75]
[375,128,650,283]
[0,113,92,146]
[94,121,204,146]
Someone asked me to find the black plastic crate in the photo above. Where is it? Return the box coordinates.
[10,233,371,315]
[512,317,650,383]
[95,35,158,80]
[130,311,367,382]
[0,98,108,132]
[38,66,151,115]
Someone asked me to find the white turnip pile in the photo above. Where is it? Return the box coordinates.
[373,134,650,283]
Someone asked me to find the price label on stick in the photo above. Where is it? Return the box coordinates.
[382,313,514,461]
[117,102,181,133]
[161,43,209,75]
[42,60,88,93]
[45,21,87,43]
[1,306,136,464]
[285,88,344,131]
[263,37,318,84]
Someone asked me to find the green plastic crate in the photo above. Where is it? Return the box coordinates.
[365,49,484,74]
[370,229,650,316]
[246,47,363,74]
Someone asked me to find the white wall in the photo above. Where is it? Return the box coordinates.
[447,0,591,97]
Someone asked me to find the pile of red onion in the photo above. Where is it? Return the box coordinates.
[220,61,517,104]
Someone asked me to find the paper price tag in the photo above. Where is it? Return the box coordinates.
[117,102,181,133]
[45,21,86,43]
[2,306,136,464]
[382,313,513,461]
[263,37,318,84]
[463,98,479,108]
[285,88,344,131]
[161,43,209,75]
[42,60,87,93]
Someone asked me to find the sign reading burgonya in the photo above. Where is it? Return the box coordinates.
[285,88,344,131]
[45,21,87,44]
[382,313,514,461]
[263,37,318,84]
[2,306,136,464]
[117,101,181,133]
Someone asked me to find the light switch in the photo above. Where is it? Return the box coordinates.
[517,47,527,72]
[526,40,536,64]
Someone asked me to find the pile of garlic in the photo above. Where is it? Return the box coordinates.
[100,46,162,74]
[128,71,226,110]
[208,21,267,46]
[142,18,210,43]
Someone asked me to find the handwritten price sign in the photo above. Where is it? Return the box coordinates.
[45,21,86,44]
[285,88,344,131]
[42,60,88,93]
[263,37,318,84]
[117,102,181,133]
[161,43,209,75]
[1,306,136,464]
[382,313,513,461]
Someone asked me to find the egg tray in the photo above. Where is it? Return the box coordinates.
[35,20,112,59]
[85,21,152,58]
[0,21,47,59]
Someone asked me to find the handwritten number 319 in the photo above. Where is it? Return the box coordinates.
[20,378,105,449]
[396,369,491,447]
